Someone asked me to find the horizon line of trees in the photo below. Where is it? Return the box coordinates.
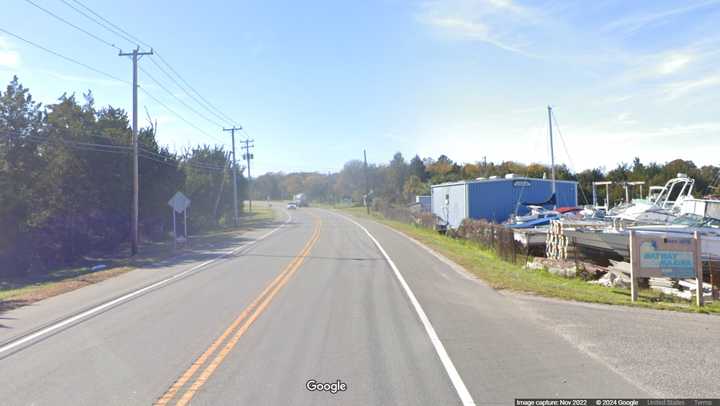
[253,153,719,208]
[1,76,248,276]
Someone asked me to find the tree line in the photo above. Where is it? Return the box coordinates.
[254,152,719,208]
[0,77,247,276]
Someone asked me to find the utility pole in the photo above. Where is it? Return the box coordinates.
[119,46,153,255]
[223,127,242,226]
[363,149,369,214]
[241,139,255,212]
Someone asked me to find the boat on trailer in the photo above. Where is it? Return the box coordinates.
[565,199,720,261]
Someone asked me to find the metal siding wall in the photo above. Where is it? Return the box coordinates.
[468,181,515,223]
[464,179,579,223]
[431,185,445,222]
[417,196,431,212]
[555,182,578,207]
[431,183,468,228]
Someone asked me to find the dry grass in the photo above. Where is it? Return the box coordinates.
[0,267,132,312]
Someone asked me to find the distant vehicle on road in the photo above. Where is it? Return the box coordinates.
[293,193,308,207]
[287,202,297,210]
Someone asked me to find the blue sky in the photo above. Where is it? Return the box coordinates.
[1,0,719,175]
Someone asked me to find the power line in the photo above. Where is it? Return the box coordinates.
[65,0,150,48]
[138,86,227,144]
[23,0,120,50]
[154,51,238,126]
[139,66,225,129]
[138,152,226,172]
[137,146,176,160]
[13,2,238,148]
[58,0,137,47]
[0,26,128,84]
[57,1,239,133]
[57,0,237,127]
[138,147,226,170]
[2,133,132,154]
[2,134,227,171]
[0,27,203,156]
[148,56,233,127]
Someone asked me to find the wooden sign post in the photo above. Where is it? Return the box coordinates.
[630,230,703,306]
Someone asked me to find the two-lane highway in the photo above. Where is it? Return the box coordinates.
[0,206,648,405]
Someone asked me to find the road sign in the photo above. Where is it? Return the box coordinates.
[168,191,191,213]
[168,192,191,250]
[630,230,703,306]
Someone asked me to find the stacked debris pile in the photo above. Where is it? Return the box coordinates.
[589,269,632,288]
[583,260,714,301]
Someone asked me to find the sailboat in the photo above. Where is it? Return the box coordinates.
[508,106,563,230]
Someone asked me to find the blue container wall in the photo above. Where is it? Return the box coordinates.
[417,196,431,212]
[467,179,577,223]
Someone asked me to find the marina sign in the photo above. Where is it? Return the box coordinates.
[629,230,703,306]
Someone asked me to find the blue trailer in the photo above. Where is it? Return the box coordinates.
[415,195,431,212]
[431,175,578,228]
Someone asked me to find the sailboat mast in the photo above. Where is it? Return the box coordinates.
[548,105,556,199]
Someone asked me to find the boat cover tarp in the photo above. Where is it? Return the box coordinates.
[507,216,556,229]
[521,193,556,207]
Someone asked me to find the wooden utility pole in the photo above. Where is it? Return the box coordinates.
[119,47,153,255]
[241,139,255,212]
[363,149,369,215]
[223,127,242,225]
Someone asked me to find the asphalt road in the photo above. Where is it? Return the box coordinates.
[2,204,715,405]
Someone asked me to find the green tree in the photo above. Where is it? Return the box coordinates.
[408,155,428,182]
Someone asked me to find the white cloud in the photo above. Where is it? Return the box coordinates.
[655,52,693,75]
[603,0,720,34]
[616,112,636,124]
[416,0,539,58]
[0,36,19,68]
[425,16,489,39]
[0,50,20,68]
[599,95,633,104]
[662,74,720,100]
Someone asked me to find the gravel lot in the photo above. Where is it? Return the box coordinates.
[508,293,720,397]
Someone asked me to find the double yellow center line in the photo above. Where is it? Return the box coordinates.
[155,214,322,406]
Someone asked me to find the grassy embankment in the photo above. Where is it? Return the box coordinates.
[332,205,720,314]
[0,207,275,311]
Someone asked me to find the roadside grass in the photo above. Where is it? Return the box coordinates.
[0,207,277,312]
[333,206,720,315]
[0,267,133,311]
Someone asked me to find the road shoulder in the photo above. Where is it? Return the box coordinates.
[0,207,287,349]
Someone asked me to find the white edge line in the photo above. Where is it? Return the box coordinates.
[378,222,479,283]
[327,210,476,406]
[0,209,292,356]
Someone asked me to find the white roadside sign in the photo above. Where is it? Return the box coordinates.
[168,192,191,247]
[168,191,191,213]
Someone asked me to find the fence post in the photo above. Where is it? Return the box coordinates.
[511,230,517,263]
